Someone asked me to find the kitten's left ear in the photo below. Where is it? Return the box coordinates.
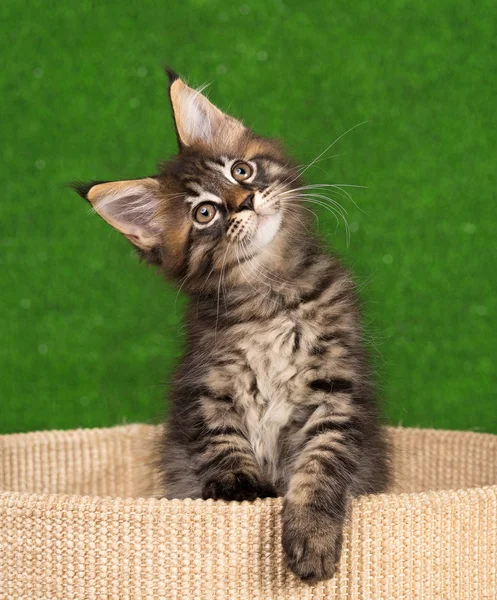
[166,69,247,149]
[73,178,163,251]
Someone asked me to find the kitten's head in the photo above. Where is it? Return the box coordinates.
[74,69,308,293]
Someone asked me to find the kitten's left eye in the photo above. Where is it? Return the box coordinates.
[194,202,217,224]
[231,161,253,182]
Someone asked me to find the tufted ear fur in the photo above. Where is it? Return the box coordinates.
[73,178,163,251]
[166,69,247,150]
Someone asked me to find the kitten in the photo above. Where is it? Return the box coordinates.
[73,69,389,583]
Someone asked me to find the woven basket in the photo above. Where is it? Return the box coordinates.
[1,424,496,599]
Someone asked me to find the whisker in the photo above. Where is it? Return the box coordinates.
[283,196,350,247]
[215,245,231,341]
[284,202,320,228]
[173,273,189,329]
[298,184,367,214]
[295,194,349,222]
[279,184,365,213]
[294,153,345,174]
[294,192,349,213]
[283,198,339,229]
[279,121,368,191]
[281,189,351,224]
[268,183,358,227]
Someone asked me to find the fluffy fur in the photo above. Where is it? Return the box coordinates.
[73,68,389,583]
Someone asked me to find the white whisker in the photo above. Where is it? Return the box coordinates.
[283,196,350,246]
[215,245,231,341]
[277,121,368,191]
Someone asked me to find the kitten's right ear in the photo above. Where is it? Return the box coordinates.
[165,67,246,150]
[71,177,163,251]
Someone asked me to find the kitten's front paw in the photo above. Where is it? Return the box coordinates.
[202,471,277,502]
[282,501,344,583]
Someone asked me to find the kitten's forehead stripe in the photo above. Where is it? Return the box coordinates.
[248,153,286,165]
[182,181,204,197]
[204,159,227,172]
[181,177,202,188]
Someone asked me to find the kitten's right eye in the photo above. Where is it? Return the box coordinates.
[231,161,253,182]
[194,202,217,224]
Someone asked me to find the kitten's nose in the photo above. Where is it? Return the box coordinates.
[238,193,254,211]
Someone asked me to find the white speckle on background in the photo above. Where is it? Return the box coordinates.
[382,254,393,265]
[38,344,48,355]
[216,64,228,75]
[35,159,46,170]
[137,66,148,77]
[129,98,140,109]
[20,298,31,309]
[218,11,229,22]
[240,4,250,14]
[257,51,268,61]
[462,222,476,234]
[349,222,359,233]
[471,304,488,316]
[33,68,44,78]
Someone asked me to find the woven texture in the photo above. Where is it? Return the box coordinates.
[1,425,496,599]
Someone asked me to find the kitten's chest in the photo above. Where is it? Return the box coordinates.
[233,313,312,480]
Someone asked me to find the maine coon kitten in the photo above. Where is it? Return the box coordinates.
[73,69,389,583]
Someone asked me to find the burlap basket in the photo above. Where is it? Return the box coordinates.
[1,424,496,599]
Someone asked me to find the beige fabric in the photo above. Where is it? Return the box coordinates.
[0,424,496,599]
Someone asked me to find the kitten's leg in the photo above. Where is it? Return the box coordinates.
[192,392,277,502]
[282,382,364,583]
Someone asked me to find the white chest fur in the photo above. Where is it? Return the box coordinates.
[236,314,303,482]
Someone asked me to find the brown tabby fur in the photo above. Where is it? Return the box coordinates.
[73,68,389,583]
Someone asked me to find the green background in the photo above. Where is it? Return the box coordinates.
[1,0,496,435]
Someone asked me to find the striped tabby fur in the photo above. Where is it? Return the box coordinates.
[73,69,389,583]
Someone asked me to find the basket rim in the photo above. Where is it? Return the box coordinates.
[1,423,497,504]
[2,483,497,509]
[1,421,496,441]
